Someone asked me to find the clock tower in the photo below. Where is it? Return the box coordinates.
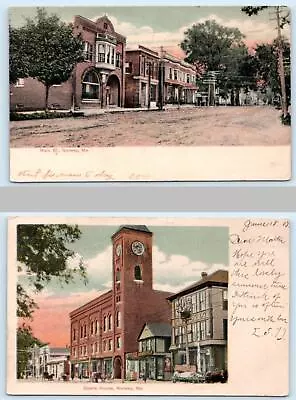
[112,225,153,296]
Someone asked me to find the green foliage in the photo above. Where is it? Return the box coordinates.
[17,324,45,378]
[254,39,291,104]
[180,20,245,71]
[9,25,30,84]
[10,111,77,121]
[10,8,84,110]
[241,6,268,16]
[17,224,87,318]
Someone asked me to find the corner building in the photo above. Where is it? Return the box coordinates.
[69,225,172,380]
[10,15,126,111]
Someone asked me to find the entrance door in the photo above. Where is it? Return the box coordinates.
[113,356,122,379]
[106,75,121,107]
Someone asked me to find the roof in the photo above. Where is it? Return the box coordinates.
[50,347,70,355]
[167,269,228,301]
[138,322,171,340]
[112,225,152,237]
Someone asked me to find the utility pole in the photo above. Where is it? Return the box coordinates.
[147,61,151,110]
[273,6,288,117]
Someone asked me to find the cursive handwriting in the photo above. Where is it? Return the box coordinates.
[230,219,289,342]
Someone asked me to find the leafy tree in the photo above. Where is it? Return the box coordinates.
[241,6,290,28]
[254,39,290,105]
[17,324,45,379]
[17,224,87,318]
[14,8,84,110]
[9,25,30,84]
[180,20,245,71]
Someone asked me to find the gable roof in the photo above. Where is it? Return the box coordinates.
[167,269,228,301]
[138,322,171,340]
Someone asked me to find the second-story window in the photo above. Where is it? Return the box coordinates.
[116,311,121,328]
[116,53,121,68]
[174,69,178,80]
[103,316,107,332]
[73,329,76,340]
[108,315,112,330]
[84,42,94,62]
[169,68,172,80]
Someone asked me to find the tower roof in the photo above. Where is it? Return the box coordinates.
[112,225,152,237]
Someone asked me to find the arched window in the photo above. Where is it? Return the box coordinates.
[82,70,100,100]
[116,311,121,328]
[134,265,142,280]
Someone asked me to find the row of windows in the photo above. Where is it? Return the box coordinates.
[168,68,196,84]
[73,311,121,340]
[84,41,121,67]
[72,337,121,358]
[173,289,228,317]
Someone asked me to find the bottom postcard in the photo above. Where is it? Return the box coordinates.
[7,217,289,395]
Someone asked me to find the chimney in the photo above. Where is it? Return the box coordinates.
[201,272,208,279]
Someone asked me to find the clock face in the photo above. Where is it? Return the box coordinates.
[116,244,122,256]
[131,241,145,256]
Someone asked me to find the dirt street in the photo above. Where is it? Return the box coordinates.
[10,106,290,148]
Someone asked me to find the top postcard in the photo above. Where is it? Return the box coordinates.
[9,6,291,182]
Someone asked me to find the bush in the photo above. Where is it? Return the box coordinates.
[10,111,84,121]
[281,113,291,126]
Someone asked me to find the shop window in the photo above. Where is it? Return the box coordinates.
[134,265,142,280]
[82,70,100,100]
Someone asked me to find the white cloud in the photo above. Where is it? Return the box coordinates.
[91,13,290,53]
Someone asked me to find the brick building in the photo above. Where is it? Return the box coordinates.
[10,15,126,111]
[161,48,198,105]
[168,270,228,374]
[125,46,160,108]
[69,225,173,380]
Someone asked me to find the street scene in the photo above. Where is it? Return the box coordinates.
[10,106,289,147]
[9,6,291,148]
[15,224,229,387]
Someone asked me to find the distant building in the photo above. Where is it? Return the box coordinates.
[168,270,228,374]
[10,15,126,111]
[27,344,70,379]
[69,225,173,380]
[161,48,198,105]
[125,46,160,108]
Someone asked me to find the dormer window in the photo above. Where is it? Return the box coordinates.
[104,22,108,30]
[134,265,142,281]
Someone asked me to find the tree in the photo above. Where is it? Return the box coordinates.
[254,39,290,106]
[180,20,245,71]
[15,8,84,111]
[9,25,30,84]
[17,224,87,318]
[17,324,45,379]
